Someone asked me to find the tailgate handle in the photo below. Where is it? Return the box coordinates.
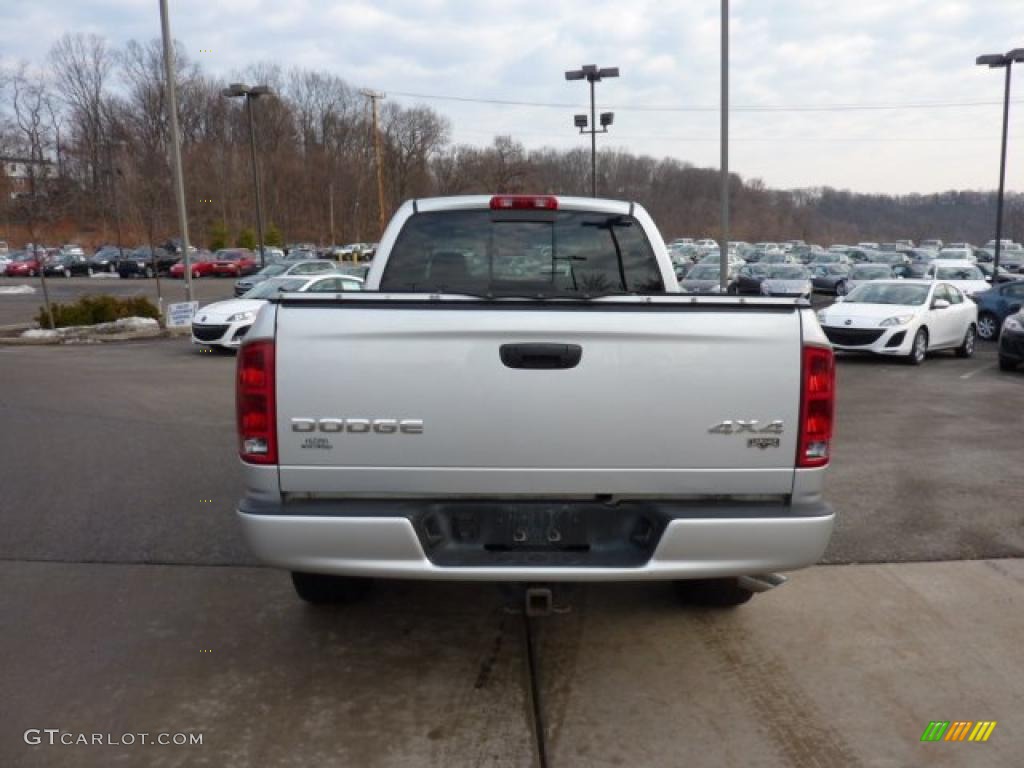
[500,343,582,370]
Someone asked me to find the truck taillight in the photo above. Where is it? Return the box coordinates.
[489,195,558,211]
[237,339,277,464]
[797,344,834,468]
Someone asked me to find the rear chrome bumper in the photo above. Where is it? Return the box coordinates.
[237,502,835,582]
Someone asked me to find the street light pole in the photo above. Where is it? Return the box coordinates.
[565,65,619,198]
[590,78,597,198]
[976,49,1024,280]
[223,83,273,268]
[159,0,193,303]
[244,96,266,268]
[995,62,1012,278]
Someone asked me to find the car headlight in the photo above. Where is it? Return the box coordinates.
[880,315,912,327]
[227,311,256,323]
[1005,315,1024,332]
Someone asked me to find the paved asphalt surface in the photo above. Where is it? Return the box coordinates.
[1,279,1023,767]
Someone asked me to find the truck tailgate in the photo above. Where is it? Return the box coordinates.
[274,301,802,497]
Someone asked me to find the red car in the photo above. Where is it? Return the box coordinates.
[4,251,43,277]
[211,248,258,277]
[169,250,218,279]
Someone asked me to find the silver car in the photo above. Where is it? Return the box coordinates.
[760,265,813,298]
[234,260,338,297]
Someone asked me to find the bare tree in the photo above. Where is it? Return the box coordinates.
[9,65,62,328]
[49,33,114,195]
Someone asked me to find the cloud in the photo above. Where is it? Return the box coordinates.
[3,0,1024,192]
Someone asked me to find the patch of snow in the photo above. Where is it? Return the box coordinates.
[0,285,37,295]
[21,328,58,339]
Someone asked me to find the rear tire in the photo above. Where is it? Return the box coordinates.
[955,324,976,358]
[835,280,846,296]
[1000,356,1018,371]
[674,578,754,607]
[87,267,94,277]
[977,312,999,341]
[144,266,154,278]
[290,572,372,605]
[907,328,928,365]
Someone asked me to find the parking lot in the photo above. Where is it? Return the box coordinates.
[1,300,1022,766]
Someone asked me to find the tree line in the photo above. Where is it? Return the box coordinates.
[1,32,1019,251]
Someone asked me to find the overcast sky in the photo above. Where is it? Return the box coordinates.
[3,0,1024,194]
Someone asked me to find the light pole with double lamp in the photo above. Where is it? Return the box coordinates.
[975,49,1024,279]
[565,65,618,197]
[222,83,273,268]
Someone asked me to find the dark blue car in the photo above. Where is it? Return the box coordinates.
[972,280,1024,340]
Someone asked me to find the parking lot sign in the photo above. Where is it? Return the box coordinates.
[166,301,199,328]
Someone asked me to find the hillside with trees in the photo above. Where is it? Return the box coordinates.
[1,33,1020,250]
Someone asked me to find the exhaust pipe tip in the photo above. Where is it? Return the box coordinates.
[737,573,788,593]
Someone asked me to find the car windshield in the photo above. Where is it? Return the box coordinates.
[380,209,664,296]
[845,283,930,306]
[936,266,982,280]
[243,277,309,298]
[870,253,901,263]
[851,266,892,279]
[768,266,808,279]
[686,266,720,280]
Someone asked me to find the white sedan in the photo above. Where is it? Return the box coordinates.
[191,273,363,349]
[922,260,990,297]
[816,280,977,365]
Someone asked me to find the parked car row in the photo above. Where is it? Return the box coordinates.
[1,240,381,279]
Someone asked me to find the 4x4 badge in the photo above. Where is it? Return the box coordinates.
[708,420,784,435]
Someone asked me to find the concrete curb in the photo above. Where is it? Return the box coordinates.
[0,327,178,346]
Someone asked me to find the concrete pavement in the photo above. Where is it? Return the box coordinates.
[1,559,1020,767]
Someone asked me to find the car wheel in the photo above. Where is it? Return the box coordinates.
[955,324,976,358]
[87,267,94,277]
[108,263,116,273]
[192,269,201,279]
[835,280,846,296]
[290,572,372,605]
[907,328,928,365]
[63,268,70,278]
[29,269,36,277]
[144,266,154,278]
[999,356,1018,371]
[674,578,753,607]
[977,312,999,341]
[727,283,739,295]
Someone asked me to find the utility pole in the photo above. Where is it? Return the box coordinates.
[720,0,730,293]
[329,181,335,246]
[158,0,193,303]
[361,89,387,237]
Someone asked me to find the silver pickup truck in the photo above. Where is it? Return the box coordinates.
[236,194,835,607]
